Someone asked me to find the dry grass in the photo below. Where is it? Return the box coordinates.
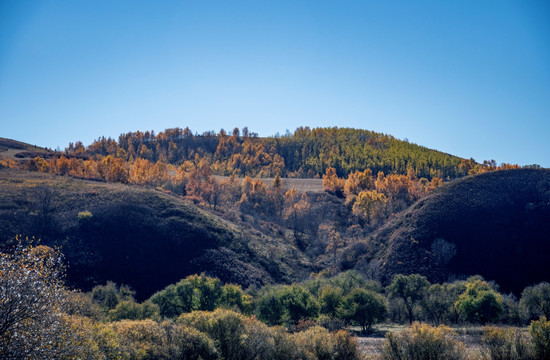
[213,175,324,193]
[0,137,54,160]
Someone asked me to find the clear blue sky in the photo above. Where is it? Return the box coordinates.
[1,1,549,167]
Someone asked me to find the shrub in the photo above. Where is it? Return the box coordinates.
[381,322,467,360]
[56,315,123,360]
[481,326,534,360]
[149,274,223,318]
[178,309,272,360]
[293,326,362,360]
[108,300,160,321]
[108,319,167,360]
[109,319,218,360]
[78,210,93,221]
[530,317,550,360]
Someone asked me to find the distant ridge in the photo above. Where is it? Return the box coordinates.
[0,137,55,160]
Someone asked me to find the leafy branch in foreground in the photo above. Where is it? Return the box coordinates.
[0,237,67,359]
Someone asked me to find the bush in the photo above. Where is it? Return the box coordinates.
[178,309,272,360]
[149,274,223,318]
[530,317,550,360]
[381,322,466,360]
[293,326,362,360]
[78,210,93,221]
[108,319,167,359]
[108,300,160,321]
[109,319,218,360]
[481,326,534,360]
[179,308,362,360]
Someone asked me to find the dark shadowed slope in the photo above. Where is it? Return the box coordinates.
[0,169,312,299]
[360,169,550,295]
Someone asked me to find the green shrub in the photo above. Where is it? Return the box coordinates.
[108,300,160,321]
[381,322,467,360]
[78,210,93,221]
[256,287,285,325]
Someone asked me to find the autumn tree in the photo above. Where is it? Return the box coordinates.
[129,158,154,185]
[323,167,345,197]
[344,169,374,198]
[352,190,388,226]
[98,155,129,183]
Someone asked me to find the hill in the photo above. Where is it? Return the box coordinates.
[0,168,313,299]
[354,169,550,294]
[79,126,466,179]
[0,137,55,160]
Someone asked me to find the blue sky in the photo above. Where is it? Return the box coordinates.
[1,0,549,167]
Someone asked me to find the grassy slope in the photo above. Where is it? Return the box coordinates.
[0,168,312,299]
[213,175,324,193]
[0,137,56,160]
[360,169,550,294]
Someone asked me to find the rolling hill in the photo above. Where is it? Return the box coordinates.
[0,168,313,299]
[0,137,55,160]
[356,168,550,294]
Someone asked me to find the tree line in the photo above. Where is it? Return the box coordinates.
[5,126,520,182]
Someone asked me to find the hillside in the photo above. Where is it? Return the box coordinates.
[355,169,550,294]
[77,126,466,179]
[0,137,55,160]
[0,168,313,299]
